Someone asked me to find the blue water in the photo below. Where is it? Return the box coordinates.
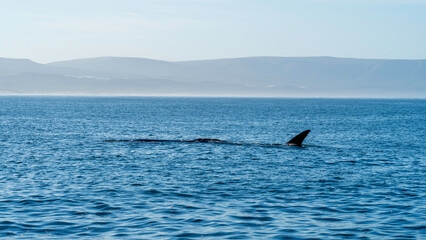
[0,97,425,239]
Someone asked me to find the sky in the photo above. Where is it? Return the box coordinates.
[1,0,425,63]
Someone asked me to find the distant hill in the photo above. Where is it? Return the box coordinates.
[1,56,425,97]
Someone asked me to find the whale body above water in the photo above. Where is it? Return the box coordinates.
[105,130,311,147]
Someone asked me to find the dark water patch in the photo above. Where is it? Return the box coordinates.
[173,192,197,198]
[143,188,165,195]
[113,233,130,237]
[231,215,275,222]
[94,211,112,216]
[176,231,237,238]
[272,235,310,240]
[312,217,343,222]
[45,221,75,226]
[184,218,205,223]
[404,225,426,231]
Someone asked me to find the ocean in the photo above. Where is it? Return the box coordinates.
[0,96,425,239]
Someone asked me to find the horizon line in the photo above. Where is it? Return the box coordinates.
[1,55,426,64]
[0,93,424,100]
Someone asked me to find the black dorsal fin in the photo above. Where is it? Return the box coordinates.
[286,130,311,146]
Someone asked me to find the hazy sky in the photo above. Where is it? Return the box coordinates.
[1,0,425,63]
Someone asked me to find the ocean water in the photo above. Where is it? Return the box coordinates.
[0,96,424,239]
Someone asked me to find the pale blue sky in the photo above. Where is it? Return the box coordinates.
[1,0,425,63]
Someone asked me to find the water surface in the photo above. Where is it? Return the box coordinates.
[0,97,425,239]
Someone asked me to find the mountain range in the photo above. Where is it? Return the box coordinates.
[0,56,425,97]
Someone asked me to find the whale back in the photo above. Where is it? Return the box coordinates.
[190,138,224,143]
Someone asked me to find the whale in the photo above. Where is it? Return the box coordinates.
[105,130,311,147]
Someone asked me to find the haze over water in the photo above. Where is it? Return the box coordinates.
[0,97,424,239]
